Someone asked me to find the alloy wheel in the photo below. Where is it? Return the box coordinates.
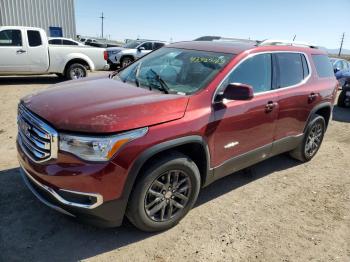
[304,122,323,158]
[144,170,191,222]
[70,67,85,79]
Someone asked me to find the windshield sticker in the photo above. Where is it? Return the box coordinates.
[190,56,226,65]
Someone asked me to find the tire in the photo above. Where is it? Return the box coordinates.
[121,56,134,68]
[289,114,326,162]
[337,90,347,108]
[65,63,87,80]
[126,151,201,232]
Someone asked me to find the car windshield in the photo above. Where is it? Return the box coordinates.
[115,47,233,95]
[123,40,144,49]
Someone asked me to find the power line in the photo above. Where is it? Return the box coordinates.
[99,12,105,39]
[338,32,345,57]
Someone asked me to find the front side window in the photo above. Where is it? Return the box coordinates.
[276,53,304,87]
[27,30,42,47]
[0,30,22,46]
[222,53,272,93]
[139,42,153,50]
[115,47,233,95]
[312,55,334,78]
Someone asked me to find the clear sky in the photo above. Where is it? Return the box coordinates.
[75,0,350,49]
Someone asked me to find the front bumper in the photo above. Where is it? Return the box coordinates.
[17,140,129,227]
[19,163,127,227]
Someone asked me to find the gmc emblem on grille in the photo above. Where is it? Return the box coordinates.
[19,119,31,138]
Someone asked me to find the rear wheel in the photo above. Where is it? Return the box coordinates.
[65,63,87,80]
[289,115,326,162]
[126,152,201,232]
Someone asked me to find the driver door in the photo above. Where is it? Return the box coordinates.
[135,42,153,59]
[212,53,279,179]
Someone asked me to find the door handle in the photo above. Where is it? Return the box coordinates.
[308,92,318,101]
[16,49,26,54]
[265,101,277,112]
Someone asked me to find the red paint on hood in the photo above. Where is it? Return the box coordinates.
[21,78,189,133]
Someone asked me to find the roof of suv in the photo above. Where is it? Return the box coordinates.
[167,40,326,55]
[168,41,256,54]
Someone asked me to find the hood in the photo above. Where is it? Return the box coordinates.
[21,78,189,133]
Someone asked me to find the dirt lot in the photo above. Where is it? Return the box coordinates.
[0,73,349,262]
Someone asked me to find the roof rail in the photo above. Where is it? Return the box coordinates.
[258,39,318,49]
[213,37,257,44]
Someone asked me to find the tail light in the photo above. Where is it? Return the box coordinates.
[104,51,108,61]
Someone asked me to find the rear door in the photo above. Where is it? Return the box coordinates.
[26,29,49,73]
[273,52,319,142]
[0,28,29,72]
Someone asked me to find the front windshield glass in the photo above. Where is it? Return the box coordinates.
[123,40,143,49]
[115,47,233,95]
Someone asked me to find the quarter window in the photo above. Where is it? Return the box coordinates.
[312,55,334,78]
[0,30,22,46]
[276,53,304,88]
[223,53,272,93]
[27,30,42,47]
[62,40,78,45]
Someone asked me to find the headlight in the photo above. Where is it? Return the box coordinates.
[59,127,148,162]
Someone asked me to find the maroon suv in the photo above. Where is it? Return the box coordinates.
[17,40,338,232]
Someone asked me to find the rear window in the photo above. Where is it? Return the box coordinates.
[312,55,334,78]
[276,53,304,87]
[27,30,42,47]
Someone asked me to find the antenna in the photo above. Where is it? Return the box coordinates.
[293,35,296,41]
[338,32,345,57]
[99,12,105,39]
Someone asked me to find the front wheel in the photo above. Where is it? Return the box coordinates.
[126,152,201,232]
[120,56,134,68]
[66,63,87,80]
[289,115,326,162]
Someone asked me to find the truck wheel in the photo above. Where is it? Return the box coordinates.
[126,152,201,232]
[337,90,347,108]
[66,63,87,80]
[121,57,134,68]
[289,115,326,162]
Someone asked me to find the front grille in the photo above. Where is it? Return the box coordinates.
[17,104,58,163]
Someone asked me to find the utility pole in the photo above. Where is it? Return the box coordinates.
[338,32,345,57]
[99,12,105,39]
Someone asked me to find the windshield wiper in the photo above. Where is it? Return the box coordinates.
[148,69,170,94]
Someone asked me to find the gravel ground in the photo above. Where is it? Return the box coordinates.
[0,73,349,262]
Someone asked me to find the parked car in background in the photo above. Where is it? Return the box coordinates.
[337,78,350,107]
[48,37,85,46]
[0,26,109,79]
[17,39,337,232]
[330,58,350,87]
[107,39,167,68]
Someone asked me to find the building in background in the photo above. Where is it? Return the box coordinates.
[0,0,76,38]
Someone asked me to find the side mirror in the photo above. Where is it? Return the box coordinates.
[334,67,341,73]
[217,83,254,102]
[137,46,145,51]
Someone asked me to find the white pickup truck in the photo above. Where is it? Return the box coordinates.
[0,26,109,79]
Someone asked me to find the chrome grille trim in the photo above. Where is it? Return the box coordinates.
[17,104,58,163]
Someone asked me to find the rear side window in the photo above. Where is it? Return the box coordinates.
[27,30,42,47]
[224,53,272,93]
[63,40,78,45]
[153,42,165,50]
[48,39,62,45]
[276,53,304,87]
[312,55,334,78]
[0,30,22,46]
